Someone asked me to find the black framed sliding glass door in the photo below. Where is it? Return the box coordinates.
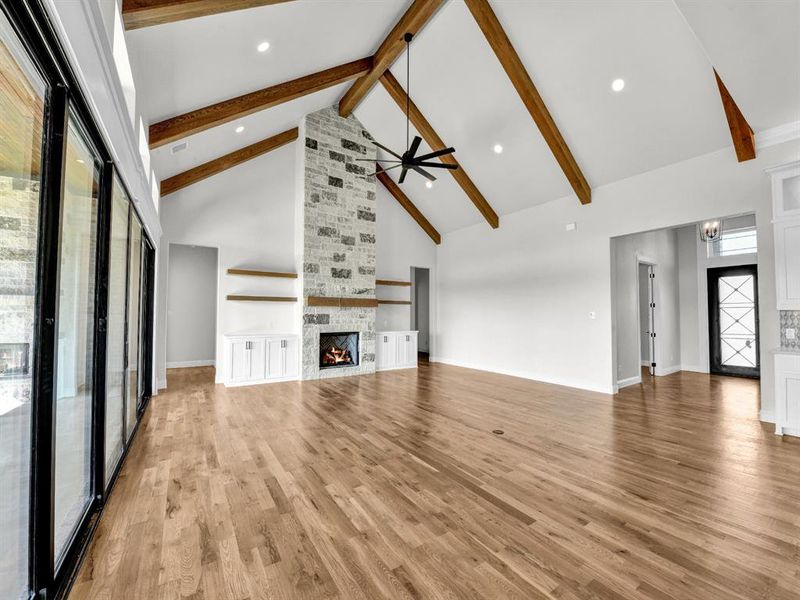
[125,214,142,440]
[0,8,46,598]
[105,176,129,484]
[0,1,158,597]
[53,114,101,566]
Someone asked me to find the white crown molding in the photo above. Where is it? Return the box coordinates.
[756,121,800,151]
[41,0,162,244]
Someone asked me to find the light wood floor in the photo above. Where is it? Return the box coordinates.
[70,364,800,600]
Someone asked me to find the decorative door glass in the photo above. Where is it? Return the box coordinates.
[718,275,757,369]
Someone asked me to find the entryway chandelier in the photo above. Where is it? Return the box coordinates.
[699,219,723,243]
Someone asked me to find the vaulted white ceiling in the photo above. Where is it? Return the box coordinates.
[127,0,800,234]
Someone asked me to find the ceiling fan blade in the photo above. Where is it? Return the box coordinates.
[408,135,422,158]
[414,161,459,170]
[355,158,402,163]
[373,141,403,160]
[414,147,455,162]
[398,166,409,184]
[369,164,402,177]
[411,165,436,182]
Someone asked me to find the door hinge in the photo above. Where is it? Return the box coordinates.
[650,272,655,279]
[650,332,656,338]
[650,302,655,308]
[651,362,656,368]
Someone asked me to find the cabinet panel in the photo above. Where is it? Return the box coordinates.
[786,377,800,430]
[230,341,250,382]
[775,219,800,309]
[267,339,283,378]
[250,339,266,380]
[284,338,299,377]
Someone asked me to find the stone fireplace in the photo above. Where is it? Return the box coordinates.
[296,106,377,380]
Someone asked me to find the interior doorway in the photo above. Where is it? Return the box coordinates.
[410,267,430,360]
[707,265,760,378]
[166,244,218,369]
[638,262,656,377]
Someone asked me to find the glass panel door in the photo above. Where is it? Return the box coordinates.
[54,116,100,564]
[125,215,142,440]
[105,176,129,484]
[708,265,760,378]
[0,11,46,599]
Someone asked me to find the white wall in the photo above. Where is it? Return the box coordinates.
[157,145,297,387]
[375,185,437,339]
[166,244,218,367]
[613,228,681,384]
[435,139,797,406]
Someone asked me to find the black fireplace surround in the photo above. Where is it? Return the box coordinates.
[319,331,359,369]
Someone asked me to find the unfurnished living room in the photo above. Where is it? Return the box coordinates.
[1,1,799,599]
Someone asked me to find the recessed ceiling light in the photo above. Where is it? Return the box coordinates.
[257,41,270,53]
[235,125,245,133]
[425,180,433,189]
[611,78,625,92]
[493,144,503,154]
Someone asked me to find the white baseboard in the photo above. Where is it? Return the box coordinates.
[157,378,167,390]
[166,359,215,369]
[656,364,682,377]
[759,409,775,424]
[640,360,651,367]
[429,356,614,395]
[617,375,642,389]
[680,364,708,374]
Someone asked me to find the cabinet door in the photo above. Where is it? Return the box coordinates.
[249,339,266,381]
[284,338,299,378]
[267,339,283,378]
[230,340,250,382]
[377,333,395,369]
[407,334,417,365]
[775,218,800,309]
[396,335,408,366]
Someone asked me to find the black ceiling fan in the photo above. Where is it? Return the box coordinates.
[357,32,458,184]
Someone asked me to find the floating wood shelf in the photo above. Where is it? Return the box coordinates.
[376,279,412,287]
[227,268,297,279]
[377,300,412,305]
[227,295,297,302]
[306,296,378,308]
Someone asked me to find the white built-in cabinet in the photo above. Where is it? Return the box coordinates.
[769,161,800,310]
[774,351,800,437]
[224,333,299,386]
[376,331,418,371]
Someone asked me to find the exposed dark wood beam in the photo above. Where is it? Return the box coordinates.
[713,69,756,162]
[380,71,499,228]
[150,58,371,148]
[463,0,591,205]
[160,127,297,196]
[338,0,444,118]
[122,0,295,30]
[376,166,441,244]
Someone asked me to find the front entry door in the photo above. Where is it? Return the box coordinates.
[708,265,760,378]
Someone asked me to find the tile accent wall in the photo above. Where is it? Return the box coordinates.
[299,106,378,380]
[780,310,800,350]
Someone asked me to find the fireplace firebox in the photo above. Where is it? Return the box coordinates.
[319,332,359,369]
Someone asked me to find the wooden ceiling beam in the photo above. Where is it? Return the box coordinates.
[376,167,441,245]
[713,69,756,162]
[122,0,295,30]
[149,57,371,148]
[380,71,499,228]
[464,0,591,205]
[160,127,297,196]
[338,0,444,118]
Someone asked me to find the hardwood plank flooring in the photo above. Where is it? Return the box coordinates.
[69,364,800,599]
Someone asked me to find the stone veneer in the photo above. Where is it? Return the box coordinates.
[780,310,800,351]
[298,106,378,380]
